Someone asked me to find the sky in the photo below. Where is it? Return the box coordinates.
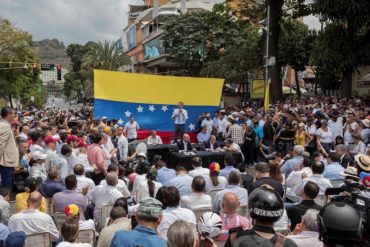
[0,0,144,45]
[0,0,321,45]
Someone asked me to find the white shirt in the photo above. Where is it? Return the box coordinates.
[44,148,57,171]
[316,128,333,143]
[328,118,343,141]
[53,154,69,184]
[57,242,91,247]
[104,137,115,153]
[208,176,227,191]
[100,179,131,198]
[180,193,212,210]
[30,164,47,181]
[117,135,128,160]
[77,153,94,172]
[124,121,140,139]
[132,174,147,199]
[188,167,210,178]
[286,167,312,202]
[147,135,163,145]
[201,119,214,135]
[159,206,196,239]
[217,117,228,134]
[172,108,188,125]
[8,209,59,240]
[87,185,123,222]
[76,175,95,193]
[286,231,322,247]
[343,122,358,144]
[136,180,162,202]
[295,174,332,196]
[30,144,44,154]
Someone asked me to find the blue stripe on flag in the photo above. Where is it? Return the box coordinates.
[94,99,218,132]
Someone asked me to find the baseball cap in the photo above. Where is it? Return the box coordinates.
[44,135,58,145]
[66,135,79,144]
[209,162,221,173]
[33,151,47,160]
[294,145,305,155]
[5,231,26,247]
[78,141,89,148]
[138,198,163,218]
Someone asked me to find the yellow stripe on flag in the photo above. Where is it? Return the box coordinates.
[264,81,270,111]
[94,70,224,106]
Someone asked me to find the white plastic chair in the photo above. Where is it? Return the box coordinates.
[9,201,16,215]
[24,232,52,247]
[192,207,212,222]
[78,229,95,246]
[53,212,67,230]
[207,188,223,204]
[99,204,113,231]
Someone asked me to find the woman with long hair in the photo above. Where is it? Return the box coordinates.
[135,168,162,202]
[208,162,227,192]
[57,213,91,247]
[294,123,309,147]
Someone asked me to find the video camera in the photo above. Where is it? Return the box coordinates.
[326,180,370,243]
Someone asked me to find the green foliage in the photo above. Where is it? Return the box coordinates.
[279,18,315,71]
[162,6,261,79]
[0,18,46,108]
[310,0,370,95]
[82,41,131,71]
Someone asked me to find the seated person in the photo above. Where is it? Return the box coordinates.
[147,130,163,145]
[223,138,242,153]
[204,135,220,151]
[177,134,192,151]
[287,181,322,231]
[197,126,210,143]
[16,177,48,213]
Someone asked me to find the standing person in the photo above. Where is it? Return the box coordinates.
[316,120,333,154]
[262,114,275,146]
[295,123,309,147]
[124,117,140,143]
[242,124,256,166]
[343,111,358,146]
[227,117,244,146]
[87,134,108,185]
[116,126,128,162]
[172,102,188,142]
[44,135,58,172]
[201,113,214,136]
[0,107,19,190]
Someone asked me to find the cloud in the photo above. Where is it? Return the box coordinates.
[0,0,130,44]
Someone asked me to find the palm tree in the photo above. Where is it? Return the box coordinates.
[82,41,131,70]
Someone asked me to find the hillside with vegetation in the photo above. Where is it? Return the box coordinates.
[33,38,71,69]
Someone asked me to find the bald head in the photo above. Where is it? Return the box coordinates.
[27,191,42,209]
[183,134,190,142]
[222,192,240,214]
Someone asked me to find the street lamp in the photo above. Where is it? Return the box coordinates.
[259,4,275,108]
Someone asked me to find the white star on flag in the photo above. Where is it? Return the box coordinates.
[161,105,168,112]
[124,110,132,117]
[188,123,195,130]
[137,105,143,113]
[117,119,123,125]
[149,105,156,112]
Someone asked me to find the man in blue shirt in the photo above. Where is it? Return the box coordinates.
[168,166,193,196]
[323,152,344,180]
[111,197,166,247]
[197,126,210,143]
[156,160,176,186]
[219,154,240,180]
[280,145,304,178]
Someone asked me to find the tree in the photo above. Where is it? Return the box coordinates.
[0,18,46,108]
[279,18,316,97]
[82,41,131,70]
[311,0,370,97]
[162,6,251,77]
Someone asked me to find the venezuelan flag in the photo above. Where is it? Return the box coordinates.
[94,70,224,133]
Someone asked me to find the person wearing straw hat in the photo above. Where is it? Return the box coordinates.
[354,154,370,173]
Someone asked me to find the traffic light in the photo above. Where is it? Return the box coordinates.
[32,64,38,77]
[57,65,62,80]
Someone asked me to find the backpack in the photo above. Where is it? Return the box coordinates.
[233,232,290,247]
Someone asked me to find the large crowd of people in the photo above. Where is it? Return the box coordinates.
[0,95,369,246]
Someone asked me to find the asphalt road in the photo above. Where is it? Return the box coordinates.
[45,97,82,111]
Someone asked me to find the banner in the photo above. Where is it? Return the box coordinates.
[94,70,224,132]
[251,79,264,99]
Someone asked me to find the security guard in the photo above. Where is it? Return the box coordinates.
[227,185,297,247]
[318,201,365,247]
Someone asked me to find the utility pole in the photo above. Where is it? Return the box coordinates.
[264,4,271,107]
